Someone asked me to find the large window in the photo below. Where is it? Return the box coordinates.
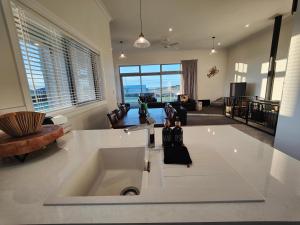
[11,1,104,112]
[122,76,142,103]
[141,75,161,100]
[120,64,182,103]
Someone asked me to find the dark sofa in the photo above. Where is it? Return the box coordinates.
[139,94,165,108]
[147,102,165,108]
[138,93,195,112]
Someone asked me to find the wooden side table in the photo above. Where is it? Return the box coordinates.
[0,125,64,162]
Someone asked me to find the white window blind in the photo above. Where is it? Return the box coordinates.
[11,1,104,112]
[69,44,97,103]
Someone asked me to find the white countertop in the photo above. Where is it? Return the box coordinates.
[0,125,299,224]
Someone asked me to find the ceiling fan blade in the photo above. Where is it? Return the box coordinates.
[169,42,179,46]
[151,40,159,44]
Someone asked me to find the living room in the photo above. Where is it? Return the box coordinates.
[110,0,293,102]
[107,0,294,139]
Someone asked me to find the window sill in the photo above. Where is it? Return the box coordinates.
[46,100,108,118]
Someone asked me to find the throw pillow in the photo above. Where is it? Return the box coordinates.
[180,94,189,103]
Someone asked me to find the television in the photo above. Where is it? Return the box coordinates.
[230,82,246,97]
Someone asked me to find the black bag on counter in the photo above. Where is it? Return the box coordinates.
[163,145,192,167]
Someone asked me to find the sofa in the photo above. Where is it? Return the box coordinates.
[139,94,165,108]
[138,93,195,111]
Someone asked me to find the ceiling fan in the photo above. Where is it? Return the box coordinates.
[160,37,179,49]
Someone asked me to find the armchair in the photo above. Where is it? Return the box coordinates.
[177,95,196,111]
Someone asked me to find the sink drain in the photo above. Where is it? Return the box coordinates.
[120,186,140,196]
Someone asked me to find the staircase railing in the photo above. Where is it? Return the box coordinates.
[224,96,280,135]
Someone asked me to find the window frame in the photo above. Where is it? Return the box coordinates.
[2,0,105,114]
[119,63,182,103]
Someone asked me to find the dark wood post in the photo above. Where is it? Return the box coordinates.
[265,15,282,100]
[246,100,249,125]
[292,0,298,15]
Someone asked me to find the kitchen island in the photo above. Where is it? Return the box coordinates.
[0,125,299,224]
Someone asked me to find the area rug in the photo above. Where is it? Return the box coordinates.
[187,114,240,126]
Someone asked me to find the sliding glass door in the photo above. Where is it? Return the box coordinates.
[122,76,142,104]
[141,75,161,101]
[162,74,181,102]
[120,64,182,104]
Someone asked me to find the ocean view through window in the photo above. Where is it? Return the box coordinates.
[120,64,182,104]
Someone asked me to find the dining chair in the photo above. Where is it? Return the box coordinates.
[119,104,127,115]
[113,109,123,120]
[107,112,118,128]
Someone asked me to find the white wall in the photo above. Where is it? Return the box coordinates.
[0,2,26,113]
[113,49,227,103]
[0,0,117,130]
[225,18,293,99]
[275,11,300,160]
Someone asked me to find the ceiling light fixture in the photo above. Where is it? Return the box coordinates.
[119,41,127,59]
[168,27,173,32]
[210,36,217,54]
[133,0,150,48]
[245,24,250,28]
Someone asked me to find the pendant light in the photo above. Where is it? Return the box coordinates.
[133,0,150,48]
[119,41,127,59]
[210,36,217,54]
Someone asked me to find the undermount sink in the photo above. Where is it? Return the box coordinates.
[44,143,263,206]
[54,147,147,197]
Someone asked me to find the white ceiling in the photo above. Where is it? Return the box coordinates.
[102,0,292,53]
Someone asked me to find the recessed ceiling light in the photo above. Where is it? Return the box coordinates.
[245,24,250,28]
[168,27,173,32]
[217,42,221,46]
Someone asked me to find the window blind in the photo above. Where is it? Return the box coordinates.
[11,1,104,112]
